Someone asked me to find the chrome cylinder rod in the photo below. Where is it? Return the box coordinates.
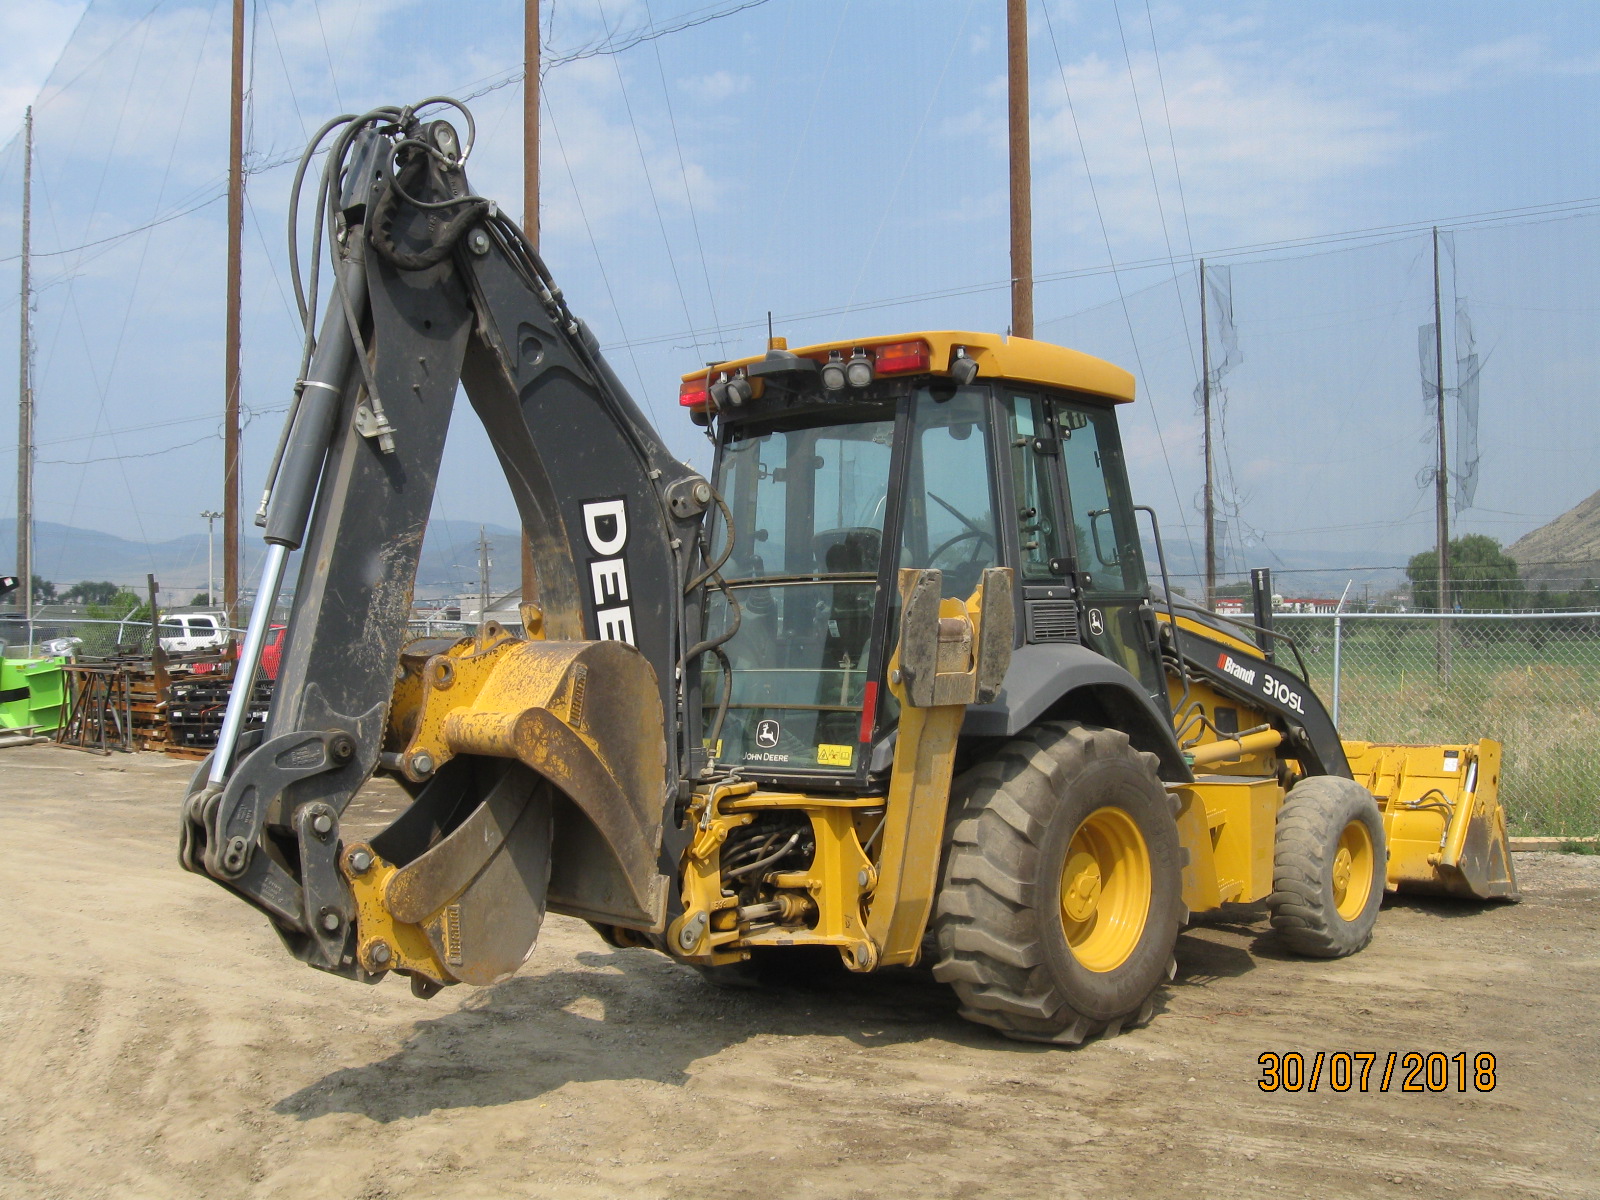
[208,542,290,784]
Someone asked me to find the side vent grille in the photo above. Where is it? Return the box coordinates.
[1026,599,1079,644]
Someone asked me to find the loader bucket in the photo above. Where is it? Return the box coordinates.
[1343,739,1519,902]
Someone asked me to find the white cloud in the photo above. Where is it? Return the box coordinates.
[678,69,749,103]
[0,0,87,139]
[1019,14,1600,254]
[528,51,725,243]
[1031,41,1408,248]
[1303,25,1594,97]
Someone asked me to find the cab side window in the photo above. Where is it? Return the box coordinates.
[1004,394,1064,580]
[899,387,999,599]
[1058,407,1140,595]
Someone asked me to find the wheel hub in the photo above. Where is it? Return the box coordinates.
[1062,851,1103,922]
[1332,846,1354,906]
[1333,818,1376,920]
[1059,805,1153,973]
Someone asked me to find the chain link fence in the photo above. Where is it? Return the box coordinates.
[2,612,491,657]
[1277,611,1600,837]
[1,615,160,659]
[11,608,1593,833]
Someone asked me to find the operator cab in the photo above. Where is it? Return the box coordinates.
[682,332,1169,790]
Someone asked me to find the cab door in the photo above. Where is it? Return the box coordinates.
[1001,391,1166,706]
[1048,397,1167,704]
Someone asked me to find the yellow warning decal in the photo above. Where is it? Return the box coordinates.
[817,743,854,767]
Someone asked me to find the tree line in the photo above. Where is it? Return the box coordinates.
[1407,535,1600,612]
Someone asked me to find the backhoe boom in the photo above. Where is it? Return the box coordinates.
[181,103,708,978]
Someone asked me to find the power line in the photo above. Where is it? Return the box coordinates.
[598,195,1600,356]
[1142,0,1196,267]
[600,0,706,361]
[452,0,778,103]
[0,1,779,268]
[5,1,163,142]
[0,192,226,263]
[39,8,168,581]
[646,0,726,357]
[0,405,288,457]
[844,0,974,311]
[260,0,311,143]
[542,81,658,424]
[1112,0,1196,377]
[14,171,1594,278]
[772,0,848,237]
[1040,0,1196,575]
[39,431,219,466]
[308,0,344,113]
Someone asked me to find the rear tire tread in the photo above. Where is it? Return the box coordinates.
[1269,775,1386,959]
[932,720,1183,1045]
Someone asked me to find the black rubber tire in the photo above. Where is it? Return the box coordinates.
[1268,775,1386,958]
[932,721,1186,1045]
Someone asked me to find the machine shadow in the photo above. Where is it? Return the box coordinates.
[275,944,1036,1123]
[1379,892,1511,920]
[1173,901,1280,987]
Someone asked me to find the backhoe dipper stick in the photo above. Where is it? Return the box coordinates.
[207,132,380,785]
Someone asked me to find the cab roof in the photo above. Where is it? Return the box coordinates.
[681,330,1136,404]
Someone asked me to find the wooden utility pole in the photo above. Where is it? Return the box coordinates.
[521,0,542,627]
[1200,259,1215,610]
[524,0,541,247]
[1432,226,1451,679]
[15,107,32,625]
[223,0,245,629]
[1006,0,1033,338]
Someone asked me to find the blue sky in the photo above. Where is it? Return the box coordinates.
[3,0,1600,589]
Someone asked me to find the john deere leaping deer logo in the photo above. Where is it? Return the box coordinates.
[755,719,781,748]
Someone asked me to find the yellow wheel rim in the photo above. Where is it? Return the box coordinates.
[1060,806,1152,973]
[1332,818,1375,920]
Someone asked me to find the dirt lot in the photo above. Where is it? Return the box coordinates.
[2,744,1597,1199]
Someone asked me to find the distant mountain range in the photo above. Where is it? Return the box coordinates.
[7,516,1414,609]
[1,518,523,604]
[1508,490,1600,587]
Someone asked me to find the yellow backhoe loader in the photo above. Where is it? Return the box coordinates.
[180,99,1515,1045]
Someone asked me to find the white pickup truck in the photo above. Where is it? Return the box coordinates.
[157,612,228,654]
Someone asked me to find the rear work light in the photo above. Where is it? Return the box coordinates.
[712,375,753,407]
[821,351,848,391]
[679,378,711,410]
[873,339,931,375]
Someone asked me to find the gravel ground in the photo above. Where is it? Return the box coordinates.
[2,743,1596,1199]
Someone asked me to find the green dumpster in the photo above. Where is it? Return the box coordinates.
[0,657,67,733]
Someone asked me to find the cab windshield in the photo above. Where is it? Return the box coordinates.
[705,414,894,772]
[703,386,1001,776]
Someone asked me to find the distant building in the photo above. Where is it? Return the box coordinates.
[1211,595,1339,616]
[1277,597,1340,614]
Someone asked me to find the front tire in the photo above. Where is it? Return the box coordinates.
[1268,775,1385,958]
[932,722,1185,1044]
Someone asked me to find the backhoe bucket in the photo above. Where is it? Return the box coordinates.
[1344,739,1519,902]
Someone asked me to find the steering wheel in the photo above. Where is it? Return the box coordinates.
[926,490,997,565]
[930,527,997,567]
[927,490,986,535]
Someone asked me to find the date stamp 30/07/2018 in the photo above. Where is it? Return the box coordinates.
[1257,1051,1497,1093]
